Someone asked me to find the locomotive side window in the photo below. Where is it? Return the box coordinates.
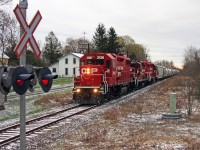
[126,60,130,65]
[131,62,134,67]
[80,60,85,66]
[106,60,111,68]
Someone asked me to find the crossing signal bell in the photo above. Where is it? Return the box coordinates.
[38,67,58,93]
[0,67,13,95]
[12,66,34,95]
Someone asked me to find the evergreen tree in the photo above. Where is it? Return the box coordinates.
[5,42,19,66]
[26,50,43,67]
[42,31,62,65]
[107,27,120,54]
[93,23,108,53]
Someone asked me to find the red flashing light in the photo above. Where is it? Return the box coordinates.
[42,79,49,85]
[16,79,24,86]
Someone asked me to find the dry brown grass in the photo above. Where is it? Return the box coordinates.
[168,75,186,87]
[50,75,200,149]
[181,136,200,149]
[103,108,120,121]
[82,128,107,143]
[188,113,200,123]
[34,91,73,108]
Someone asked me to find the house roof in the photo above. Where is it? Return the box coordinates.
[0,51,9,59]
[71,53,84,58]
[58,52,83,60]
[48,52,84,67]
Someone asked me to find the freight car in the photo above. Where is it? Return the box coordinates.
[72,53,177,105]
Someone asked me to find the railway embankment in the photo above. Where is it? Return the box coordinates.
[49,75,200,149]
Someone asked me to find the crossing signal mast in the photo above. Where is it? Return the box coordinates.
[6,1,59,149]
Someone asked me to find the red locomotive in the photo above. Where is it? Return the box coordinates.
[131,61,158,87]
[72,52,176,105]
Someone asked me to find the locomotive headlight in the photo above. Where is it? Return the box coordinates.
[76,88,81,93]
[93,88,98,93]
[86,68,90,74]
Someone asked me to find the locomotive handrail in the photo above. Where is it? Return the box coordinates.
[103,70,108,94]
[79,73,108,94]
[146,72,151,82]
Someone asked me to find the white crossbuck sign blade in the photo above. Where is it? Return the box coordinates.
[13,5,42,58]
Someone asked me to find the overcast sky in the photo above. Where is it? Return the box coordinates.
[10,0,200,68]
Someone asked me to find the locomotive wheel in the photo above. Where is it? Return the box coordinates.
[114,86,121,97]
[105,89,112,101]
[96,94,103,105]
[73,94,77,101]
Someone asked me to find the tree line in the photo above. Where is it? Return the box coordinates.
[1,2,171,68]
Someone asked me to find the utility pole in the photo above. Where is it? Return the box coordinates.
[83,32,86,43]
[19,0,28,149]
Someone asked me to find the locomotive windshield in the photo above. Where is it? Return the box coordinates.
[80,55,106,65]
[96,59,104,65]
[80,60,96,65]
[87,59,95,65]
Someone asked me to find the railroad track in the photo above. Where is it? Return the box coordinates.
[7,85,73,100]
[0,104,96,148]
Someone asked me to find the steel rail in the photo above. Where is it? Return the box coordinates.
[7,85,72,100]
[0,105,96,148]
[0,104,80,133]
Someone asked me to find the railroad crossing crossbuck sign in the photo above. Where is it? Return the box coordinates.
[13,5,42,58]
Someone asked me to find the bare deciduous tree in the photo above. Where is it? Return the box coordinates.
[62,38,92,54]
[184,77,196,116]
[0,10,18,66]
[183,46,200,76]
[0,0,12,6]
[183,46,200,115]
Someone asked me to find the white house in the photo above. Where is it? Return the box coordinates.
[0,51,9,65]
[48,53,83,77]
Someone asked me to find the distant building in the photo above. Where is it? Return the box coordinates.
[0,51,9,66]
[48,53,83,77]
